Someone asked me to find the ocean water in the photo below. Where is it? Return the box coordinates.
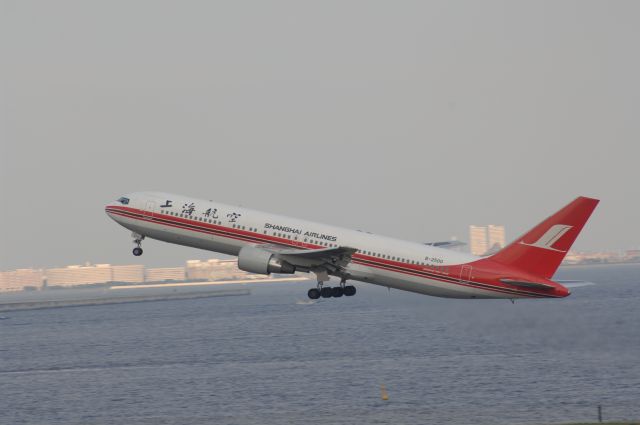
[1,264,639,425]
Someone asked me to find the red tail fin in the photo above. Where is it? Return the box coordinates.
[489,197,599,279]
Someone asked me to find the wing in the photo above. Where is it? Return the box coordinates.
[256,244,357,280]
[424,241,467,249]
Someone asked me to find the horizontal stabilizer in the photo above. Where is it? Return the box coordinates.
[555,279,596,288]
[499,279,556,290]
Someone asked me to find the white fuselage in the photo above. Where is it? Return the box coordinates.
[106,192,539,299]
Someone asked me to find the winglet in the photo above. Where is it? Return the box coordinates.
[489,197,599,279]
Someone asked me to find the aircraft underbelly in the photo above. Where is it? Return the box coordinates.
[347,264,511,299]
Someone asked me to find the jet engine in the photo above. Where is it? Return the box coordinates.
[237,245,296,275]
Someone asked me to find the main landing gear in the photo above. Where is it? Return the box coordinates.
[307,278,356,300]
[132,233,145,256]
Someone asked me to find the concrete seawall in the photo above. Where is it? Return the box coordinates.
[0,286,251,312]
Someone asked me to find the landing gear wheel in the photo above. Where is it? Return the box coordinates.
[308,288,320,300]
[331,286,344,297]
[320,287,333,298]
[131,233,145,257]
[344,285,356,296]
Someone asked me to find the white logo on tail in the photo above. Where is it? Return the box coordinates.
[520,224,573,252]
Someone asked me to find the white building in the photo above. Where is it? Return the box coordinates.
[469,225,489,256]
[487,225,506,252]
[45,264,113,287]
[469,225,506,256]
[0,268,44,291]
[112,265,145,283]
[186,258,250,281]
[145,267,185,282]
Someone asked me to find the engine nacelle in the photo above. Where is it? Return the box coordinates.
[237,246,296,275]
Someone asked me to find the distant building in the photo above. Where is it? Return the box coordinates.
[563,250,639,265]
[469,225,488,256]
[0,268,44,291]
[469,225,506,256]
[112,265,145,284]
[185,258,257,281]
[625,250,640,262]
[46,264,113,287]
[487,225,506,253]
[145,267,185,282]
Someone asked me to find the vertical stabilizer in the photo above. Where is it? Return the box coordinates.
[489,197,599,279]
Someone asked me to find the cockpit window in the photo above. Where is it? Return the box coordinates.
[117,197,130,205]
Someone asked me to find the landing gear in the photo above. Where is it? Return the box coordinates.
[320,287,333,298]
[307,276,356,299]
[343,285,356,296]
[339,277,356,297]
[308,288,320,299]
[131,232,145,257]
[331,286,344,297]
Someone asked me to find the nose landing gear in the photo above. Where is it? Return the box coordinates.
[132,233,145,256]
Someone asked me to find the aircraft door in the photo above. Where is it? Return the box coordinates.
[460,265,472,282]
[294,231,305,248]
[143,200,156,218]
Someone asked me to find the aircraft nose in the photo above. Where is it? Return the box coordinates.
[105,202,116,216]
[105,200,123,218]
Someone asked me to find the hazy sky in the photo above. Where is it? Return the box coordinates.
[1,1,638,270]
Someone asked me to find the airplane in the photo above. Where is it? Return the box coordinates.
[105,193,599,300]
